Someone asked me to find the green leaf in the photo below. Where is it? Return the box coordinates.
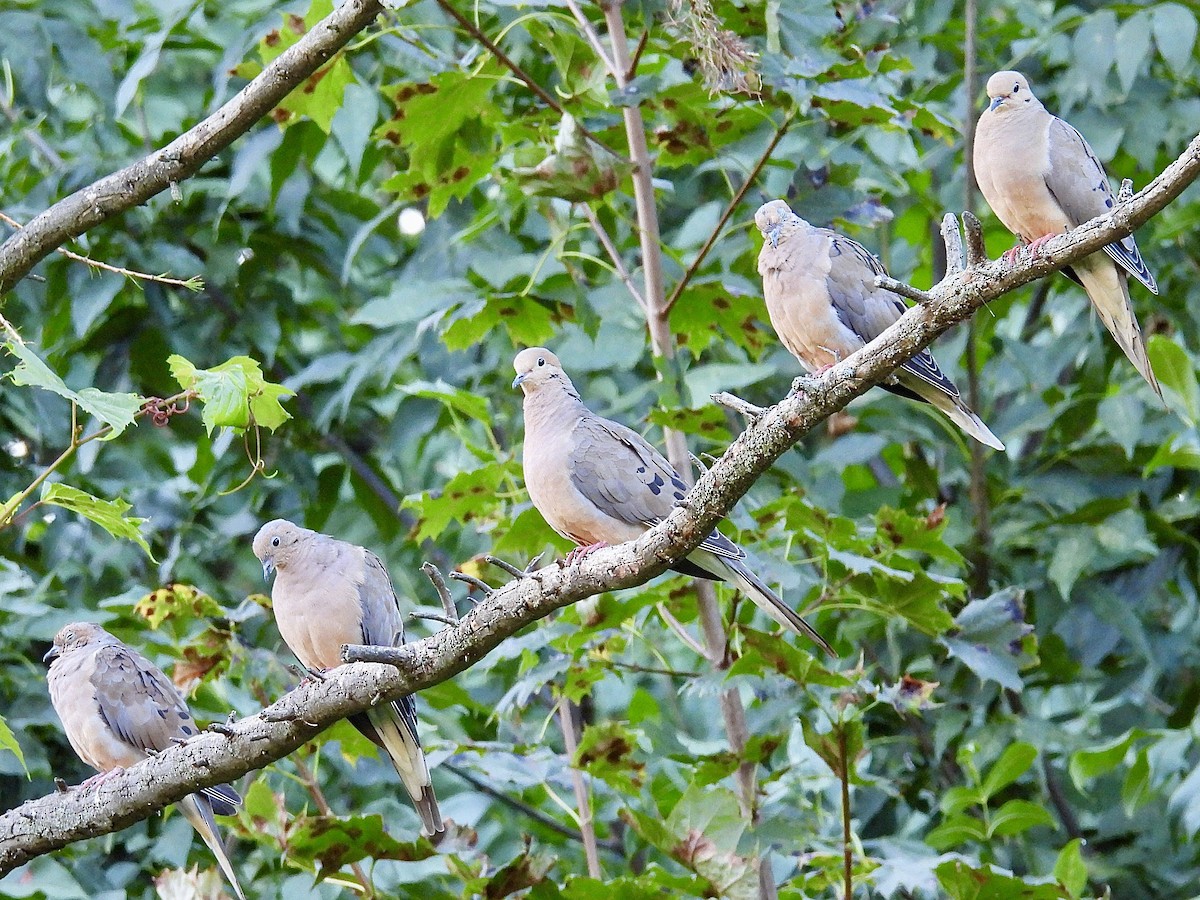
[1122,747,1152,816]
[40,483,154,559]
[574,721,645,794]
[284,813,434,878]
[1153,3,1198,73]
[988,799,1056,837]
[5,341,142,439]
[400,380,491,425]
[801,717,864,782]
[980,742,1038,799]
[167,354,293,435]
[925,813,985,851]
[0,714,27,776]
[440,294,561,352]
[134,583,226,628]
[1068,730,1138,790]
[1054,838,1087,899]
[936,860,1068,900]
[1147,335,1199,422]
[402,462,514,541]
[941,588,1035,691]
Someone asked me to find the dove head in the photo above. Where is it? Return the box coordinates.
[754,200,805,249]
[253,518,310,580]
[985,71,1040,114]
[511,347,580,399]
[44,622,110,663]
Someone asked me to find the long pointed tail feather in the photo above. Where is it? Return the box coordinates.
[1075,255,1162,399]
[689,549,835,656]
[366,705,443,835]
[180,794,247,900]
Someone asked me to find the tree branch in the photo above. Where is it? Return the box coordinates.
[2,132,1196,872]
[0,0,386,297]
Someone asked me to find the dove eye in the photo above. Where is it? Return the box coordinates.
[272,536,281,547]
[537,357,545,367]
[1013,83,1020,93]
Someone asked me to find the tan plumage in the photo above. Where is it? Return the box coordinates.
[252,520,442,835]
[754,200,1004,450]
[512,347,834,656]
[973,70,1161,397]
[44,623,246,900]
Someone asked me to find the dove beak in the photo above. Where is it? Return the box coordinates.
[987,96,1004,112]
[512,373,527,389]
[262,559,275,580]
[768,224,782,248]
[43,645,60,663]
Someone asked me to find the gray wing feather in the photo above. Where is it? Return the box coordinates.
[825,232,965,400]
[356,551,423,754]
[1045,118,1157,293]
[570,415,744,561]
[91,644,200,754]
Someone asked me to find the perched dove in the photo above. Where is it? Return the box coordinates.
[754,200,1005,450]
[44,623,246,900]
[974,70,1161,396]
[512,347,834,655]
[252,520,443,835]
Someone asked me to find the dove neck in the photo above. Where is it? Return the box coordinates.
[523,380,587,433]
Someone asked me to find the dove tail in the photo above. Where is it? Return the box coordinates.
[689,549,835,656]
[902,376,1005,450]
[180,794,247,900]
[366,705,443,835]
[1074,256,1163,400]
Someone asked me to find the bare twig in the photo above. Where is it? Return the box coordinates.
[710,391,765,419]
[0,212,203,290]
[662,113,794,314]
[872,275,935,305]
[655,602,715,662]
[839,724,853,900]
[448,571,494,596]
[0,0,387,296]
[411,611,460,628]
[558,697,602,878]
[962,211,987,268]
[421,562,459,622]
[940,212,965,274]
[483,555,530,580]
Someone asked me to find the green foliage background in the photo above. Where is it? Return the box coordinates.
[2,0,1200,897]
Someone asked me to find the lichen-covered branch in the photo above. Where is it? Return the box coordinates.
[1,131,1196,874]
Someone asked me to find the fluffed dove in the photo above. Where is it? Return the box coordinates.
[512,347,834,656]
[754,199,1005,450]
[974,70,1161,397]
[252,520,443,835]
[43,622,246,900]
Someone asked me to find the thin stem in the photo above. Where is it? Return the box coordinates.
[565,0,619,77]
[434,0,624,161]
[662,113,794,313]
[292,754,374,896]
[840,724,852,900]
[580,204,648,311]
[961,0,991,595]
[558,697,602,878]
[0,212,203,289]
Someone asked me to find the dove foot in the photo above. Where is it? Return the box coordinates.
[81,767,125,789]
[563,542,609,566]
[1026,233,1057,255]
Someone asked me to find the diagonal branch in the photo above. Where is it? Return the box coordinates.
[0,0,386,297]
[1,132,1196,872]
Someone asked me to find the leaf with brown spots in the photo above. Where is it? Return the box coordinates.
[135,584,227,629]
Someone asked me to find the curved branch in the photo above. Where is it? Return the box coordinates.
[0,0,385,297]
[1,131,1196,873]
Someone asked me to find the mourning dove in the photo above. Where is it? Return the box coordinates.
[252,520,443,835]
[754,200,1005,451]
[974,70,1161,397]
[43,623,246,900]
[512,347,834,655]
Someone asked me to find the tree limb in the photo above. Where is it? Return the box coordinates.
[0,0,386,297]
[1,131,1196,874]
